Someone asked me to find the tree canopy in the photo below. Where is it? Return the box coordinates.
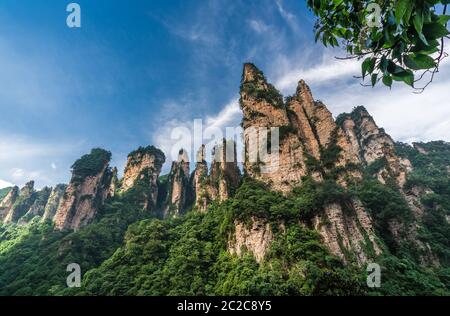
[307,0,450,91]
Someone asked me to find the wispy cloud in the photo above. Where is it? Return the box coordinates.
[0,134,84,188]
[152,97,242,166]
[275,0,300,33]
[248,19,272,34]
[0,179,13,189]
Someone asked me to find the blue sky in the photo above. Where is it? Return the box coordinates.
[1,0,450,189]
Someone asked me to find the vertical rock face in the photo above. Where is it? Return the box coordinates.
[107,167,118,199]
[18,187,52,225]
[191,141,241,212]
[53,149,113,231]
[0,186,19,222]
[210,140,241,201]
[338,106,411,187]
[240,64,361,193]
[42,184,67,222]
[313,200,382,265]
[238,64,390,265]
[191,145,211,212]
[164,149,191,218]
[120,146,166,212]
[228,217,273,263]
[3,181,36,224]
[241,64,307,192]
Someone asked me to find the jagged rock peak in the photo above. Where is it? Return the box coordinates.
[192,145,210,213]
[164,149,191,218]
[196,144,206,163]
[18,187,52,225]
[120,145,166,213]
[0,186,19,222]
[42,184,67,222]
[3,181,37,224]
[53,148,113,231]
[242,63,266,84]
[293,79,315,106]
[122,145,166,192]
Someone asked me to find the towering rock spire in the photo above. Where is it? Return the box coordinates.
[42,184,67,222]
[0,186,19,223]
[337,106,411,186]
[53,149,113,231]
[164,149,191,218]
[120,146,166,212]
[18,187,52,225]
[191,145,210,212]
[210,139,241,202]
[3,181,36,224]
[240,64,308,192]
[191,140,241,212]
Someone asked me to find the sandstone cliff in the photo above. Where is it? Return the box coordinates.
[228,217,273,263]
[191,145,211,212]
[0,186,19,222]
[237,64,419,265]
[18,186,52,225]
[3,181,36,224]
[53,149,113,231]
[191,140,241,212]
[164,149,191,218]
[42,184,67,222]
[121,146,166,212]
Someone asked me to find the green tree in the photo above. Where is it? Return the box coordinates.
[307,0,449,91]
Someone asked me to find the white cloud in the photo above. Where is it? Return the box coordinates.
[275,56,360,93]
[0,179,13,189]
[0,134,84,188]
[275,0,300,33]
[153,97,242,165]
[248,20,271,34]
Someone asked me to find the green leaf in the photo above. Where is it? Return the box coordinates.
[387,61,405,74]
[437,15,450,25]
[423,22,450,40]
[413,11,424,38]
[395,0,411,25]
[371,73,378,87]
[404,54,436,70]
[382,74,393,88]
[392,70,414,87]
[362,57,376,78]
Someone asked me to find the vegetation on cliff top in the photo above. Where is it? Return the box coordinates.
[0,187,12,201]
[71,148,112,178]
[126,146,166,170]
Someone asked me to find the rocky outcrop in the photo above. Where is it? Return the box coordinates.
[0,186,19,222]
[191,141,241,212]
[120,146,166,212]
[164,149,191,218]
[210,140,241,201]
[240,64,362,193]
[53,149,113,231]
[313,200,382,265]
[18,187,52,225]
[42,184,67,222]
[228,217,273,263]
[191,145,211,212]
[338,106,412,187]
[241,64,307,192]
[3,181,36,224]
